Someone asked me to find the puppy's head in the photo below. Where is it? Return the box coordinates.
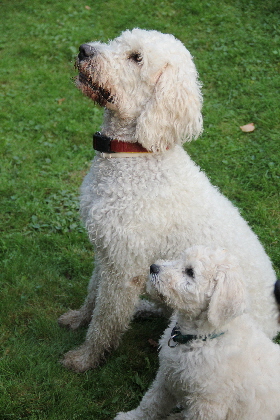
[76,28,203,152]
[149,246,247,328]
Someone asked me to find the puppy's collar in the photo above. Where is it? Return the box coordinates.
[93,132,152,158]
[168,324,225,348]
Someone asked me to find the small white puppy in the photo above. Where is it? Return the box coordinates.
[114,246,280,420]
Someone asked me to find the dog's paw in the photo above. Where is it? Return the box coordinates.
[58,309,89,330]
[60,345,96,372]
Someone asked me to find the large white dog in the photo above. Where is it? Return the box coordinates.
[58,28,279,372]
[114,246,280,420]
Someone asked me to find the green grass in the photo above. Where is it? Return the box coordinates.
[1,0,279,418]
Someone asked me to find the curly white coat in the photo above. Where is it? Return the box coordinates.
[115,246,280,420]
[58,29,279,372]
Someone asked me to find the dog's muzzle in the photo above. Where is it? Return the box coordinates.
[75,44,115,107]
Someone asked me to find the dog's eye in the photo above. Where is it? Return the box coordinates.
[185,267,195,278]
[128,52,142,64]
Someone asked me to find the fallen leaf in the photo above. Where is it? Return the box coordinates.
[148,338,158,347]
[240,122,255,132]
[85,5,91,9]
[58,98,66,105]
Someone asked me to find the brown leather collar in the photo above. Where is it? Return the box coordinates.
[93,132,151,154]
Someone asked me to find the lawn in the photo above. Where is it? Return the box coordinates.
[1,0,279,418]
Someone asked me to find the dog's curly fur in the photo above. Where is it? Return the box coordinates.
[58,28,279,372]
[114,246,280,420]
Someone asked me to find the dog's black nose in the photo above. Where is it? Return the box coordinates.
[78,44,96,60]
[150,264,160,274]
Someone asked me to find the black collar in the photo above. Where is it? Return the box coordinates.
[168,324,224,347]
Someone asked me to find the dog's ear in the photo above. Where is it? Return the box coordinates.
[207,266,247,329]
[135,58,203,153]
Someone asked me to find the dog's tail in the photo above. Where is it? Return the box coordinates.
[274,279,280,305]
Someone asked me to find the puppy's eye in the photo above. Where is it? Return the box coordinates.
[185,267,195,278]
[128,52,142,64]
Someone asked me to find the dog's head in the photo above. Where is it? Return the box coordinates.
[149,246,247,329]
[76,28,203,152]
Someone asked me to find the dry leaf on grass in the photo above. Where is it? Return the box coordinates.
[85,5,91,9]
[240,122,255,132]
[57,98,66,105]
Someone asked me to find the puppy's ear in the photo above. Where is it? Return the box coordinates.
[207,267,247,329]
[135,58,203,153]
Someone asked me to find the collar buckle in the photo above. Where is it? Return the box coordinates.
[93,132,115,154]
[168,334,179,348]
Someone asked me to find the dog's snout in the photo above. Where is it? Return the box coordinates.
[78,44,96,60]
[150,264,160,275]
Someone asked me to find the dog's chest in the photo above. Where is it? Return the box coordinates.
[81,157,167,221]
[79,156,185,262]
[78,149,242,267]
[80,150,203,229]
[160,342,217,399]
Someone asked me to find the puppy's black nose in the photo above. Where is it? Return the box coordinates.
[150,264,160,274]
[78,44,96,60]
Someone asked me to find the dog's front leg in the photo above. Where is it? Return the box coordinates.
[182,399,229,420]
[60,271,146,372]
[114,370,175,420]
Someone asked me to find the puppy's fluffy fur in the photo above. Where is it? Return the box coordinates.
[115,246,280,420]
[58,29,279,372]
